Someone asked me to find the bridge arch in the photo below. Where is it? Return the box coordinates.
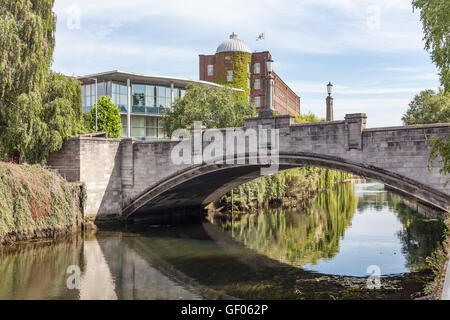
[123,152,449,219]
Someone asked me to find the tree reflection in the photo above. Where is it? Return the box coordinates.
[221,182,446,273]
[221,183,358,267]
[388,193,445,271]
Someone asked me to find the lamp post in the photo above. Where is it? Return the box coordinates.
[88,78,98,131]
[326,81,333,121]
[259,58,275,117]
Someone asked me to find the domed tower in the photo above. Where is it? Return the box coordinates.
[200,33,252,102]
[199,33,301,115]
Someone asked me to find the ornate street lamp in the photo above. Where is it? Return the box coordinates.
[326,81,334,121]
[327,81,333,96]
[259,59,275,117]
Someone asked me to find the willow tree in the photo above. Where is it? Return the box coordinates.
[0,1,83,163]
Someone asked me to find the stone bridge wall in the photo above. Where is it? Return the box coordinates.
[48,114,450,220]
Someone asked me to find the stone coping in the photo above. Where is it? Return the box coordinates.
[291,120,345,127]
[364,122,450,133]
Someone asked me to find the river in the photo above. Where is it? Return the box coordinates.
[0,183,445,300]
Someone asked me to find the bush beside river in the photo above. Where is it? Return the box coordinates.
[0,162,85,244]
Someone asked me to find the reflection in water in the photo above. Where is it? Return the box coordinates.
[0,182,445,300]
[220,183,357,267]
[219,183,444,276]
[0,233,201,300]
[0,236,83,300]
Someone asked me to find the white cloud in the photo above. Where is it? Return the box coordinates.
[286,81,437,95]
[54,0,426,56]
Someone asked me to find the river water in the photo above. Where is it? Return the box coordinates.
[0,183,445,300]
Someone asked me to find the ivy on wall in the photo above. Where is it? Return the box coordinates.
[215,51,252,103]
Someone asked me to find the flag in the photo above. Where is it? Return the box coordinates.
[256,32,265,41]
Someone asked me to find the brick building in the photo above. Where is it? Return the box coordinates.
[199,33,301,116]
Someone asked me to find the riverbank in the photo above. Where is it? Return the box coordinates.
[0,162,85,244]
[423,213,450,299]
[215,167,352,212]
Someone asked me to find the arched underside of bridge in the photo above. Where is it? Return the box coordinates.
[124,153,449,219]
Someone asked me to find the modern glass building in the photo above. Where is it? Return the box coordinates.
[78,70,242,140]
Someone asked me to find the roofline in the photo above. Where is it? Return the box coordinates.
[76,70,244,92]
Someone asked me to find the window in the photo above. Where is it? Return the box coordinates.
[112,82,128,112]
[254,96,261,107]
[131,116,146,137]
[129,116,166,140]
[254,79,261,90]
[146,117,158,138]
[82,83,106,114]
[207,65,214,76]
[121,115,128,137]
[132,84,145,113]
[145,85,156,113]
[227,70,233,82]
[254,63,260,74]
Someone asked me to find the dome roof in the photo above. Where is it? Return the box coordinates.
[216,33,251,54]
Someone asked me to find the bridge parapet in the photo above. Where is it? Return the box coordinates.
[48,115,450,221]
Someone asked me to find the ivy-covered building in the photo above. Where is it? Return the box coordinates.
[199,33,301,116]
[78,70,242,140]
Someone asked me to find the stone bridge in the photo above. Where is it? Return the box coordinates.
[48,113,450,221]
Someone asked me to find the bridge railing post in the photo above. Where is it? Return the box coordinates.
[344,113,367,150]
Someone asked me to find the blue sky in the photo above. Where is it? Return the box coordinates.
[52,0,441,128]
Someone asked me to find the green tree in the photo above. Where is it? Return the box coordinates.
[0,73,84,164]
[85,96,122,138]
[162,83,256,137]
[0,1,86,163]
[412,0,450,91]
[402,89,450,125]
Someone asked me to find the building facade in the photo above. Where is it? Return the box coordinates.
[78,71,241,140]
[199,33,301,116]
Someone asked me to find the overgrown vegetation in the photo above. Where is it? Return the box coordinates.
[424,213,450,299]
[0,162,84,243]
[215,51,252,103]
[220,167,351,211]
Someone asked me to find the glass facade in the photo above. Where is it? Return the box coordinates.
[112,82,128,112]
[121,115,165,140]
[82,81,110,113]
[82,80,186,141]
[131,84,185,115]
